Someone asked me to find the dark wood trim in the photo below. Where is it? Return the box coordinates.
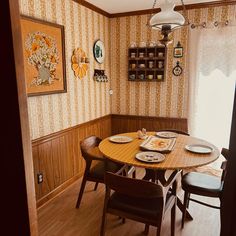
[3,0,38,235]
[32,114,111,145]
[33,114,111,207]
[79,0,236,18]
[73,0,110,17]
[111,114,188,135]
[33,114,187,208]
[110,1,236,18]
[110,8,155,18]
[32,113,187,144]
[111,114,187,122]
[175,0,236,11]
[74,0,236,18]
[37,174,81,208]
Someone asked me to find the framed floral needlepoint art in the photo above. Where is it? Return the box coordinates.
[21,16,66,96]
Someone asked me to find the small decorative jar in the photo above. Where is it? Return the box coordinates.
[139,74,145,80]
[129,74,135,80]
[148,61,154,69]
[139,63,145,68]
[158,61,164,68]
[148,52,154,57]
[139,52,144,58]
[131,52,136,58]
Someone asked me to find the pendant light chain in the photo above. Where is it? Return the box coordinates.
[147,0,157,27]
[181,0,190,25]
[152,0,157,10]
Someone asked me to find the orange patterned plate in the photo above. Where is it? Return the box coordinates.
[140,135,176,152]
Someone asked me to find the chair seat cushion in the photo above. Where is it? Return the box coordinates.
[108,193,163,219]
[108,192,174,220]
[181,172,222,197]
[89,161,122,181]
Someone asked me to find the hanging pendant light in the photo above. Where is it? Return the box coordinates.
[148,0,189,46]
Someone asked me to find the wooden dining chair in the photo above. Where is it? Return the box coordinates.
[100,167,181,236]
[143,129,189,182]
[181,148,229,228]
[75,135,123,209]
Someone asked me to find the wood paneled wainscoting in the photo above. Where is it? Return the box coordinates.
[33,114,187,207]
[111,114,188,135]
[32,115,111,207]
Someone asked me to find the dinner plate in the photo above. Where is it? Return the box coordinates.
[135,151,165,163]
[109,135,133,143]
[185,144,214,154]
[156,131,178,138]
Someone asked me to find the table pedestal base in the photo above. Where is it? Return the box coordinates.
[143,169,193,221]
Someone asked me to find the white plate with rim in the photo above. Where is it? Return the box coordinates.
[109,135,133,144]
[135,151,165,163]
[185,144,214,154]
[156,131,178,139]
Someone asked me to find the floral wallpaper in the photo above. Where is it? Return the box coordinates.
[20,0,111,140]
[110,5,236,118]
[19,0,236,140]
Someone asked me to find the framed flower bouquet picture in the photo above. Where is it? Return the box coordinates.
[20,16,67,96]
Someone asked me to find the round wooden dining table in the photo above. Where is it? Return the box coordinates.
[98,132,220,221]
[98,132,220,170]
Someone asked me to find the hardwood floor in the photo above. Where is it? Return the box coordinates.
[38,169,220,236]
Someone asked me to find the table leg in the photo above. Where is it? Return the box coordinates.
[143,169,193,221]
[177,197,193,220]
[143,169,156,182]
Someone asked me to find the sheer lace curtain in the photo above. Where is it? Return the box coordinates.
[188,25,236,171]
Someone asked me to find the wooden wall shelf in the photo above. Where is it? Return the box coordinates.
[128,46,167,82]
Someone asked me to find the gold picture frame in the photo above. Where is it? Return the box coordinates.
[173,41,183,58]
[20,16,67,96]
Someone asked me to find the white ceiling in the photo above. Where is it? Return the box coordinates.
[86,0,220,14]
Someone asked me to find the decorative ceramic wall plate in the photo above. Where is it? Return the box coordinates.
[93,40,105,64]
[71,48,88,79]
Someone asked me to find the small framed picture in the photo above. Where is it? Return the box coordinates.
[172,61,183,76]
[173,41,183,58]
